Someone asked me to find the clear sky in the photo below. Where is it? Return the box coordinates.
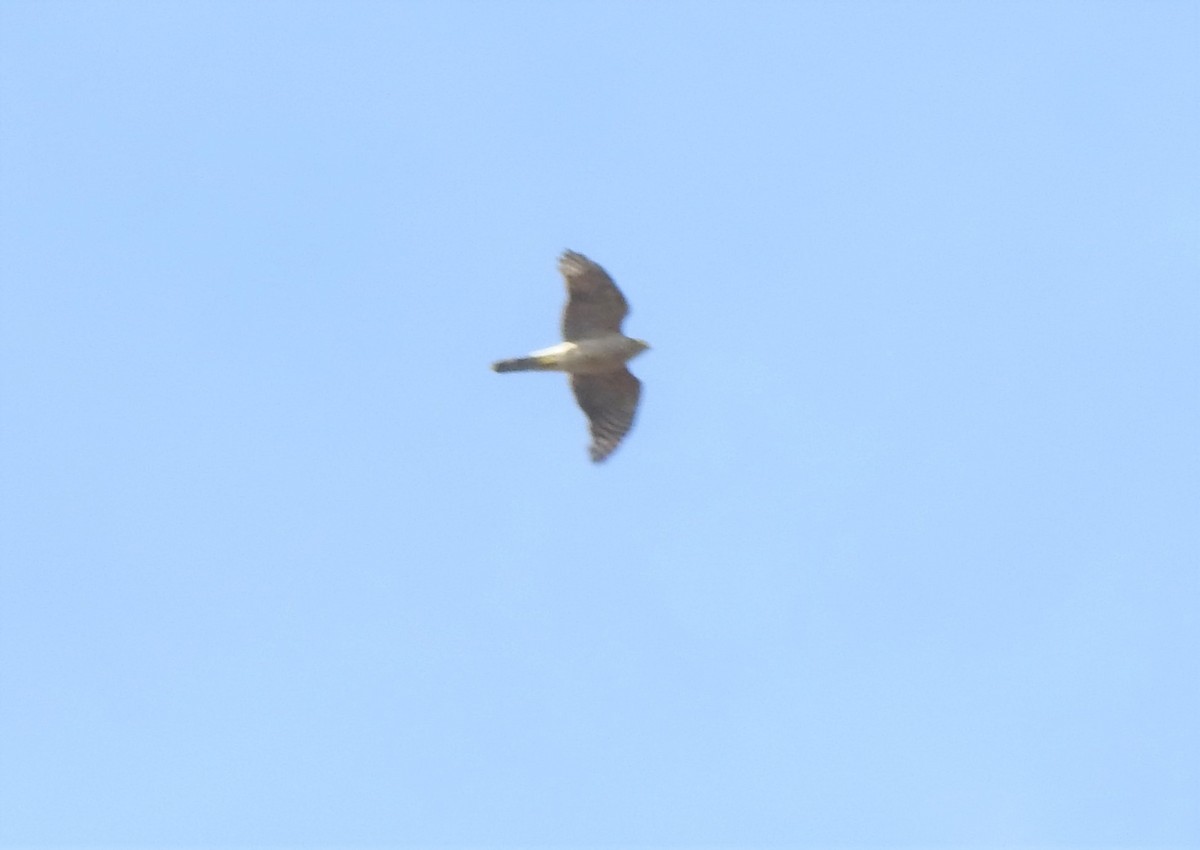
[1,1,1197,846]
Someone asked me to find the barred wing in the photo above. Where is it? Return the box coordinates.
[570,369,641,463]
[560,250,629,341]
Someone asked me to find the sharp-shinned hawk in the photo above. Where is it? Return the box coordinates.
[492,251,650,463]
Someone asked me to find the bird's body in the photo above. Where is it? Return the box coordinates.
[493,336,648,375]
[492,251,650,463]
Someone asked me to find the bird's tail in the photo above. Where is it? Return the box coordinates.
[492,356,548,373]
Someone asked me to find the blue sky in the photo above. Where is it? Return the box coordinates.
[1,1,1197,846]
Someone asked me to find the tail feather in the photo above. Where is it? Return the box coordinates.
[492,357,541,373]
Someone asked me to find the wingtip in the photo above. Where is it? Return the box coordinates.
[559,249,591,269]
[588,443,615,464]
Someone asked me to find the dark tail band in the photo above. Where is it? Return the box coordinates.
[492,357,541,373]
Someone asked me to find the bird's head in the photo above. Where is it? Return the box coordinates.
[627,338,651,360]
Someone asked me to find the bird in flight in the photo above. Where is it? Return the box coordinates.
[492,251,650,463]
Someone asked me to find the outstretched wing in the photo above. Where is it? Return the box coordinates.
[570,368,641,463]
[560,250,629,341]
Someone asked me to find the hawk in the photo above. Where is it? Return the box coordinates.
[492,250,650,463]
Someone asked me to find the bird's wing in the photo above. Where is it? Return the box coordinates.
[560,250,629,340]
[570,368,641,463]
